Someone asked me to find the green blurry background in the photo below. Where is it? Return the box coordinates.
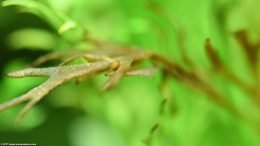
[0,0,259,146]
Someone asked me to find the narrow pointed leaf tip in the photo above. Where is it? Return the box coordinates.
[58,21,77,34]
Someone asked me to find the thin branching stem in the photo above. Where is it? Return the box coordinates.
[0,36,259,126]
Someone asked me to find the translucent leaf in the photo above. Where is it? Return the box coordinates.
[2,0,82,41]
[7,28,58,50]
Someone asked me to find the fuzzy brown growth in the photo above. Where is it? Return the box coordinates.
[0,34,259,129]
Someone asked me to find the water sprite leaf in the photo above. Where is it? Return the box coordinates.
[58,20,77,34]
[2,0,82,41]
[2,0,62,30]
[7,28,58,50]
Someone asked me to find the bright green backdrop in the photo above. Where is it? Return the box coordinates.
[0,0,259,146]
